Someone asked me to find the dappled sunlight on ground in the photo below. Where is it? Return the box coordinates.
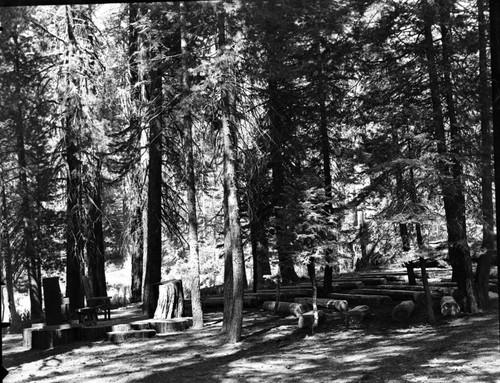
[2,307,499,383]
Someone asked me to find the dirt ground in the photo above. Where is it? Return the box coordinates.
[2,297,499,383]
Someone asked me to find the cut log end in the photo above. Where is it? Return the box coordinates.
[440,295,460,316]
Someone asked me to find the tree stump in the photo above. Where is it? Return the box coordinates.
[153,280,184,319]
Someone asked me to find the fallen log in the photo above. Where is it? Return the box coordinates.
[440,295,460,316]
[293,297,348,312]
[349,288,426,303]
[345,305,370,328]
[391,300,415,322]
[262,301,310,317]
[328,293,392,306]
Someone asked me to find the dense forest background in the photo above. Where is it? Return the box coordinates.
[0,0,497,342]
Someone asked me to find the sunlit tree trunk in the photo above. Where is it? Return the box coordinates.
[1,172,21,328]
[218,3,245,343]
[64,5,85,312]
[181,1,203,329]
[128,4,144,304]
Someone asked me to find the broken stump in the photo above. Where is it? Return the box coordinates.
[154,279,184,319]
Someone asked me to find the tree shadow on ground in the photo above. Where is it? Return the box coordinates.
[129,310,499,383]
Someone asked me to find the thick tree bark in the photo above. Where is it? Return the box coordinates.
[222,186,233,334]
[64,4,85,315]
[86,157,107,298]
[249,189,271,291]
[422,0,478,312]
[65,133,85,313]
[12,33,42,321]
[476,0,494,311]
[181,1,203,330]
[268,79,299,285]
[142,50,163,318]
[131,206,144,303]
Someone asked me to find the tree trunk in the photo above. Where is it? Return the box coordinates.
[222,186,233,334]
[142,43,163,318]
[12,34,42,321]
[181,1,203,330]
[399,223,411,252]
[438,0,478,313]
[422,0,478,313]
[317,35,335,297]
[131,206,143,303]
[1,173,21,329]
[218,4,245,343]
[356,212,370,270]
[86,156,107,298]
[250,206,271,292]
[268,78,299,285]
[63,4,86,315]
[476,0,494,311]
[307,257,319,334]
[489,0,500,325]
[128,4,143,304]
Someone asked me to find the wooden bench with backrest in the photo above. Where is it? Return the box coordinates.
[76,276,111,323]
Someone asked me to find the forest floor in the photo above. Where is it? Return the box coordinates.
[2,296,500,383]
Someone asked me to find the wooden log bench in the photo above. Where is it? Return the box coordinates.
[328,293,392,307]
[349,288,426,303]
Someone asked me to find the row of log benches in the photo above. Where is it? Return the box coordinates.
[197,269,498,328]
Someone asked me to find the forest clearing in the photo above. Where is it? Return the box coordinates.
[1,0,500,382]
[3,282,500,383]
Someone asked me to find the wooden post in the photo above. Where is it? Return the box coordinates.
[404,262,417,285]
[153,280,184,319]
[420,257,435,323]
